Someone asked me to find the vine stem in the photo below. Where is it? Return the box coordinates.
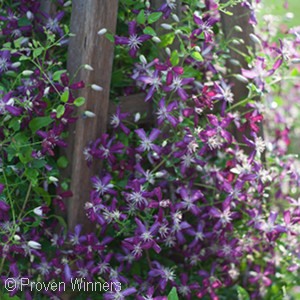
[18,182,32,220]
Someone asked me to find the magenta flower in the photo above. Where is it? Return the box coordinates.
[163,75,194,101]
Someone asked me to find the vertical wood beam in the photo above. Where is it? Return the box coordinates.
[40,0,57,15]
[220,1,259,143]
[66,0,118,232]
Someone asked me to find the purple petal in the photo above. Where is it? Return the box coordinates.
[115,36,129,45]
[135,128,147,140]
[177,88,188,101]
[139,34,151,42]
[149,129,161,141]
[128,21,137,35]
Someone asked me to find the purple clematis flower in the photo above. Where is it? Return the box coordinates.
[110,106,130,135]
[0,92,22,116]
[135,128,161,153]
[157,0,177,19]
[0,50,15,74]
[103,287,137,300]
[41,11,65,36]
[138,69,162,102]
[156,97,178,127]
[91,174,116,197]
[36,126,67,156]
[192,14,218,42]
[242,57,274,90]
[148,261,176,291]
[255,211,286,241]
[115,21,151,57]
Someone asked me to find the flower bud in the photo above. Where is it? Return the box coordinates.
[229,59,240,66]
[28,241,42,250]
[14,235,21,241]
[155,171,165,178]
[84,111,96,118]
[12,62,21,68]
[44,86,50,96]
[161,23,173,30]
[97,28,107,36]
[234,25,243,32]
[152,36,161,43]
[91,84,103,91]
[84,64,94,71]
[33,206,43,217]
[26,11,34,20]
[139,55,147,64]
[291,58,300,64]
[194,46,201,52]
[22,70,34,76]
[49,176,59,182]
[171,14,180,23]
[165,47,171,56]
[134,112,141,122]
[63,0,72,7]
[235,74,249,83]
[249,33,261,45]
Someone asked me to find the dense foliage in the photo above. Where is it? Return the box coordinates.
[1,0,300,299]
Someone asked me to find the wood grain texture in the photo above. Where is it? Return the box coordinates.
[40,0,57,15]
[220,1,259,145]
[66,0,119,232]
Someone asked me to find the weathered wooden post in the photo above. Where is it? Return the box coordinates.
[220,0,258,142]
[66,0,119,232]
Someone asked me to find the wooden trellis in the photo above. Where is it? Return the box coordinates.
[40,0,256,232]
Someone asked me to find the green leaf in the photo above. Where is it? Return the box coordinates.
[57,156,68,168]
[291,68,299,77]
[137,9,145,24]
[19,55,30,61]
[148,12,163,24]
[33,47,43,58]
[61,90,69,103]
[237,286,250,300]
[29,116,53,132]
[24,168,39,186]
[274,95,283,107]
[13,38,24,48]
[18,17,31,27]
[74,97,86,107]
[170,50,179,66]
[56,105,65,118]
[18,146,33,164]
[1,293,21,300]
[53,70,67,81]
[168,287,179,300]
[158,33,175,47]
[9,118,20,131]
[191,51,203,61]
[105,33,115,43]
[183,66,199,78]
[143,26,157,36]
